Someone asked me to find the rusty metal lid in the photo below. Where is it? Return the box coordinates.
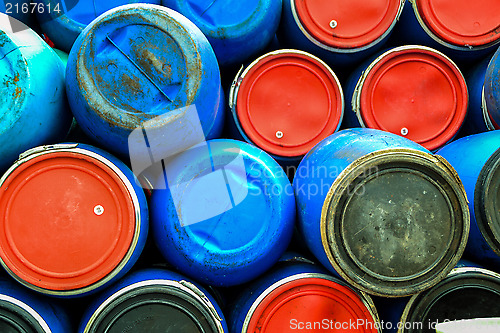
[292,0,404,50]
[353,46,468,151]
[321,149,469,297]
[84,280,223,333]
[475,147,500,256]
[414,0,500,48]
[401,267,500,332]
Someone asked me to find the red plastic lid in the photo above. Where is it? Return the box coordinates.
[236,51,343,157]
[416,0,500,47]
[358,47,468,151]
[247,277,377,332]
[294,0,402,49]
[0,151,136,292]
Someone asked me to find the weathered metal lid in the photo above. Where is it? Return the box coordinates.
[353,46,468,151]
[0,145,140,296]
[231,50,343,157]
[84,280,224,332]
[414,0,500,48]
[244,273,379,333]
[0,296,46,333]
[292,0,403,50]
[400,267,500,332]
[321,149,469,297]
[475,147,500,255]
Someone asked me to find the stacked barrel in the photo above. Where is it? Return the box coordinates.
[0,1,499,332]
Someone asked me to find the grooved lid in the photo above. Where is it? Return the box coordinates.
[356,47,468,151]
[0,149,136,292]
[0,299,44,333]
[294,0,402,49]
[247,276,377,332]
[235,51,343,157]
[415,0,500,47]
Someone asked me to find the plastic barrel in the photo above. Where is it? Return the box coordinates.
[462,55,496,135]
[0,143,149,297]
[66,4,224,158]
[228,49,344,166]
[397,265,500,333]
[392,0,500,64]
[484,45,500,129]
[78,268,228,332]
[279,0,405,69]
[162,0,282,67]
[437,131,500,268]
[293,128,470,297]
[151,139,295,287]
[0,13,71,172]
[344,45,468,151]
[229,256,381,333]
[35,0,161,52]
[0,275,72,332]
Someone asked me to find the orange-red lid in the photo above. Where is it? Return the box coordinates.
[0,150,136,292]
[235,51,343,157]
[247,277,377,332]
[416,0,500,47]
[357,46,468,151]
[294,0,402,49]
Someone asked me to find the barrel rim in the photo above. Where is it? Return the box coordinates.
[397,266,500,333]
[229,49,344,158]
[289,0,405,53]
[320,148,470,297]
[83,279,224,333]
[0,144,143,296]
[351,45,468,151]
[411,0,500,51]
[481,86,499,130]
[0,294,51,333]
[241,272,381,333]
[474,146,500,255]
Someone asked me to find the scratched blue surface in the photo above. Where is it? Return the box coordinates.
[485,46,500,128]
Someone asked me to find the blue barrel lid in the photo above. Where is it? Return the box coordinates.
[151,139,295,286]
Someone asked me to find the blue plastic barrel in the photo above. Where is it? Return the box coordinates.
[0,13,71,172]
[343,45,468,151]
[437,131,500,268]
[279,0,405,69]
[66,4,224,159]
[151,139,295,287]
[0,143,148,297]
[229,256,381,333]
[78,268,228,332]
[294,128,470,297]
[392,0,500,64]
[35,0,161,52]
[0,275,72,332]
[162,0,282,67]
[484,46,500,129]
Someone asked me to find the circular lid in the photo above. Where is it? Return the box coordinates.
[87,282,220,333]
[475,147,500,255]
[77,5,203,129]
[415,0,500,48]
[356,46,468,151]
[0,298,45,333]
[322,149,469,297]
[403,268,500,332]
[246,275,377,332]
[0,148,136,293]
[235,51,343,157]
[293,0,402,50]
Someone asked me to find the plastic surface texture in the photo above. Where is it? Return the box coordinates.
[484,46,500,129]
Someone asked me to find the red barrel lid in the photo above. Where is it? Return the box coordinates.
[416,0,500,47]
[0,149,136,292]
[356,46,468,151]
[247,276,377,332]
[235,51,343,157]
[294,0,402,49]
